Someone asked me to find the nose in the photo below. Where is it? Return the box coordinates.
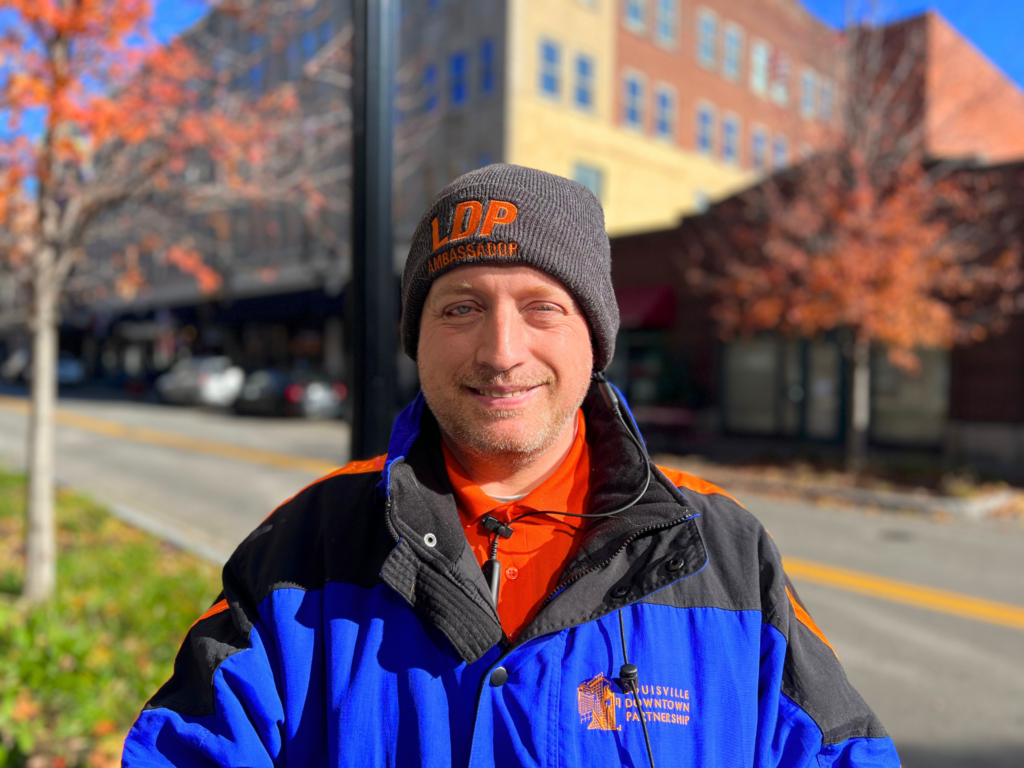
[475,299,529,373]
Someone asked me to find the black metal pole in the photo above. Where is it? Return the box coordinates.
[350,0,397,459]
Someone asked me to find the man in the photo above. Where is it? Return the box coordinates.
[124,165,899,767]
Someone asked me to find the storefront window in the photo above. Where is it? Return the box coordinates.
[805,341,841,440]
[871,348,949,445]
[722,339,778,434]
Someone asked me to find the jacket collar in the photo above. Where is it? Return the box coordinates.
[378,383,707,662]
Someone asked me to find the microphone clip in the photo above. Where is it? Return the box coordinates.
[481,514,514,539]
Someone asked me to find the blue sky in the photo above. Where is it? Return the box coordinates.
[152,0,208,43]
[149,0,1024,89]
[800,0,1024,88]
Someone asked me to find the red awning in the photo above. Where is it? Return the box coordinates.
[615,286,675,330]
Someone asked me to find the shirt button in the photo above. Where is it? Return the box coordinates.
[490,666,509,686]
[504,566,519,580]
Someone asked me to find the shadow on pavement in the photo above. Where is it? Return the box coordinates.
[897,743,1024,768]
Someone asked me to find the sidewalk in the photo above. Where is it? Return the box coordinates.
[655,453,1024,520]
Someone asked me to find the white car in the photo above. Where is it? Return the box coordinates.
[198,362,245,408]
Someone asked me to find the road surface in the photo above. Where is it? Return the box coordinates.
[0,390,1020,767]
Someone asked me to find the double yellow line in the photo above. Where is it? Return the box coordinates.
[0,394,339,476]
[2,393,1023,632]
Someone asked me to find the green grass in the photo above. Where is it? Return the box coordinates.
[0,470,221,767]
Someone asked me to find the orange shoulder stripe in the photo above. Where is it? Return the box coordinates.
[261,454,388,523]
[189,598,228,632]
[655,465,743,506]
[786,585,838,658]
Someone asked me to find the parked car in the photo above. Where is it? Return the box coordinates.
[234,369,348,418]
[155,356,234,405]
[198,363,245,408]
[56,351,86,387]
[1,349,28,382]
[8,350,86,386]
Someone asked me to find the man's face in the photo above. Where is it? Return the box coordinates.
[417,264,594,463]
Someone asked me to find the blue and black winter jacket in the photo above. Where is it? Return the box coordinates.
[123,386,900,767]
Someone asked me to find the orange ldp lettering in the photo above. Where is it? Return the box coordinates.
[430,199,518,249]
[450,201,483,240]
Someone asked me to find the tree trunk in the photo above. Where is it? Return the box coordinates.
[846,338,871,474]
[22,256,59,603]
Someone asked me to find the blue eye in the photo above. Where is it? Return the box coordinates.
[453,306,472,315]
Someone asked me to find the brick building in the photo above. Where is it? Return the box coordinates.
[608,7,1024,472]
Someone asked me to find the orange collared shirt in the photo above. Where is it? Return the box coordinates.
[442,410,592,641]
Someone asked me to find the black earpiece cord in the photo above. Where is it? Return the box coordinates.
[619,609,656,768]
[480,374,652,606]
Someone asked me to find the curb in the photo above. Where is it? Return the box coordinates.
[653,457,1018,519]
[716,478,1015,519]
[107,502,232,565]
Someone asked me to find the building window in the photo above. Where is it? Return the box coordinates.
[575,54,595,111]
[751,126,767,171]
[770,49,790,105]
[449,52,468,106]
[624,0,646,33]
[249,60,265,96]
[722,113,739,164]
[302,19,317,62]
[655,84,675,139]
[249,35,266,96]
[424,64,439,112]
[655,0,677,47]
[573,163,604,201]
[820,78,834,121]
[623,72,645,129]
[540,39,561,97]
[286,36,302,80]
[697,9,717,69]
[696,103,715,155]
[750,39,768,96]
[723,24,743,81]
[773,135,789,168]
[480,39,495,95]
[319,14,335,49]
[800,68,817,119]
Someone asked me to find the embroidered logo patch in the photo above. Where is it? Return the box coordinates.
[426,199,521,275]
[577,673,620,731]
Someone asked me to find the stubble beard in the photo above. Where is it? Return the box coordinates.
[424,369,591,471]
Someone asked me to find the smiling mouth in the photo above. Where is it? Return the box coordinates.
[468,385,541,399]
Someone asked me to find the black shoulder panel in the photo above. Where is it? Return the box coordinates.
[757,528,888,745]
[644,489,766,613]
[227,468,394,604]
[145,465,396,717]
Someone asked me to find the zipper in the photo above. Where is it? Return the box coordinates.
[539,515,693,611]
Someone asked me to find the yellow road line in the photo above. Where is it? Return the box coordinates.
[784,556,1024,632]
[0,394,339,476]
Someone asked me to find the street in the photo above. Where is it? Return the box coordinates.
[0,392,1021,767]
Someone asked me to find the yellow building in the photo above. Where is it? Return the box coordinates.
[398,0,837,239]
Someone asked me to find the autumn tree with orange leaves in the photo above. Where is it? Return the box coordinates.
[0,0,329,603]
[684,15,1024,470]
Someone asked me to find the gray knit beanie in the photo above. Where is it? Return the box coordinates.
[401,164,619,371]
